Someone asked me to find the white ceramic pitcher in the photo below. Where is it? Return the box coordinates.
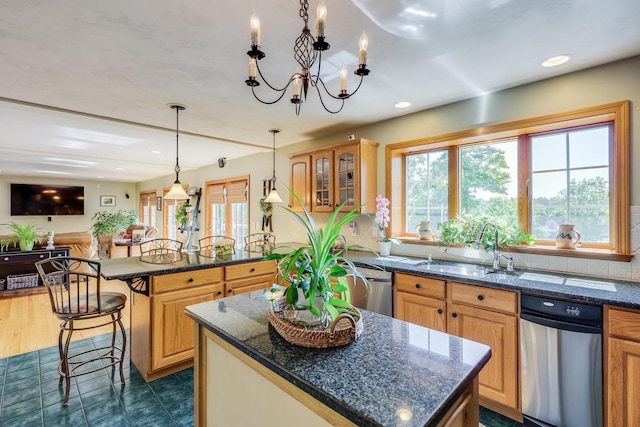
[416,221,433,240]
[555,224,581,249]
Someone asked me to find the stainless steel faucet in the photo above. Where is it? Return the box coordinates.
[475,222,514,271]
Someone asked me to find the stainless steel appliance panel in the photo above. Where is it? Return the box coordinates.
[347,267,392,317]
[520,294,602,427]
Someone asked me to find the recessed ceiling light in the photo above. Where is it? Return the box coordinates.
[97,176,104,179]
[542,55,570,67]
[394,101,411,109]
[151,150,161,154]
[116,167,123,171]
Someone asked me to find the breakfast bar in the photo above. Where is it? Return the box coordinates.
[185,291,492,427]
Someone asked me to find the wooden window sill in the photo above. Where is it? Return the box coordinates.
[396,237,635,262]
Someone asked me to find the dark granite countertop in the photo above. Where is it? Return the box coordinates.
[99,248,274,281]
[185,291,491,427]
[350,253,640,310]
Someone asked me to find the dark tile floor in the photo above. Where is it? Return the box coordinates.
[0,331,193,426]
[0,331,520,427]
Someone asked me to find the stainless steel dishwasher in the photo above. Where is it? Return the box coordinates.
[520,294,603,427]
[346,267,393,317]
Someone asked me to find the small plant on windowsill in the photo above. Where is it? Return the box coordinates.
[434,215,536,250]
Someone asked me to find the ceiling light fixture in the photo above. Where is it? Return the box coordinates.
[542,55,570,67]
[164,104,190,200]
[394,101,411,109]
[264,129,283,203]
[245,0,371,115]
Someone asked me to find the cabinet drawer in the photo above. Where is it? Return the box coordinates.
[396,273,446,299]
[152,268,223,294]
[450,282,518,314]
[607,306,640,341]
[225,260,275,281]
[226,275,274,297]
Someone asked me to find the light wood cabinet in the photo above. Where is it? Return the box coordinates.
[289,138,378,213]
[224,260,276,297]
[605,305,640,426]
[131,267,224,381]
[289,154,311,212]
[395,273,520,419]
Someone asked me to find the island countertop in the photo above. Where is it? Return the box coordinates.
[185,290,491,427]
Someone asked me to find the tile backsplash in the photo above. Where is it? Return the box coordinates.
[294,207,640,283]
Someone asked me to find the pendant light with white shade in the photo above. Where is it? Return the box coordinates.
[164,104,190,200]
[264,129,283,203]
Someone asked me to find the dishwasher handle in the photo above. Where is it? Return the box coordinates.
[521,313,602,334]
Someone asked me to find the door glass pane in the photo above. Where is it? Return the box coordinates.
[405,149,449,233]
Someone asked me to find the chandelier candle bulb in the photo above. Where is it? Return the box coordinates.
[250,12,260,46]
[293,76,301,98]
[359,31,368,65]
[248,58,257,79]
[316,1,327,37]
[340,65,347,91]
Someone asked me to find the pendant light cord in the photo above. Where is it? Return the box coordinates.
[269,128,280,184]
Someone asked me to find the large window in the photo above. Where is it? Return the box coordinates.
[205,177,249,249]
[387,101,630,259]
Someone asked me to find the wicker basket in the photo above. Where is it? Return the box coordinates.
[7,273,39,290]
[268,298,363,348]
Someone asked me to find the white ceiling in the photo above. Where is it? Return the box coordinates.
[0,0,639,182]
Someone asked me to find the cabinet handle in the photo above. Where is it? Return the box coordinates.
[216,291,222,295]
[3,257,8,261]
[477,295,484,301]
[39,255,45,259]
[188,278,194,283]
[415,284,421,289]
[250,268,255,272]
[437,308,443,314]
[451,312,457,318]
[228,289,233,293]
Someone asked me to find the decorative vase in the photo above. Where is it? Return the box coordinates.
[379,241,392,256]
[416,221,433,240]
[555,224,581,249]
[291,288,325,326]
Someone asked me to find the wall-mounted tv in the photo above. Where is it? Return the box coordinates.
[10,184,85,216]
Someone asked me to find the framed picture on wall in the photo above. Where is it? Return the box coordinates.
[157,196,162,211]
[100,195,116,207]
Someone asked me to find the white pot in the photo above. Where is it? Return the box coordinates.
[294,288,325,326]
[379,241,392,256]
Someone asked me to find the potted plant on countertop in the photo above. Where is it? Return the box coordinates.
[375,194,400,256]
[0,222,44,251]
[264,193,373,347]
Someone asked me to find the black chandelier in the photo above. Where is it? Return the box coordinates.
[245,0,370,115]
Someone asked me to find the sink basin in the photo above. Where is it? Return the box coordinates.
[484,270,520,280]
[420,264,491,277]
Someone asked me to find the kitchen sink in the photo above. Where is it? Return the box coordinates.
[419,263,491,277]
[484,270,521,280]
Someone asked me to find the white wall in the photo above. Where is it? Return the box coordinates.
[0,175,138,234]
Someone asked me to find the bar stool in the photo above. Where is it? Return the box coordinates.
[140,238,183,255]
[35,257,127,406]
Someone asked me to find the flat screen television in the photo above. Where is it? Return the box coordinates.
[10,184,85,216]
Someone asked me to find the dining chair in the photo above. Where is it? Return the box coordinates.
[34,257,127,406]
[198,235,232,248]
[140,238,183,255]
[244,232,276,253]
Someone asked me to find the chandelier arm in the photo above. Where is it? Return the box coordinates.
[311,83,345,114]
[251,86,289,105]
[256,62,293,92]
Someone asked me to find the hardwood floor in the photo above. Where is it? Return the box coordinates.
[0,280,131,359]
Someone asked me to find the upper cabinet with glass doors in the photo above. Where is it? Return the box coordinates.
[288,138,378,214]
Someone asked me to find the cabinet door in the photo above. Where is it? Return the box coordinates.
[607,337,640,426]
[396,292,447,332]
[151,284,218,371]
[333,146,359,211]
[448,303,519,411]
[289,155,311,212]
[311,150,334,212]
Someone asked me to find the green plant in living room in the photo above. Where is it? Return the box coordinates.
[264,192,373,329]
[175,202,190,228]
[91,210,138,237]
[0,221,44,251]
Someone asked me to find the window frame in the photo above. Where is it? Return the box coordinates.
[386,101,631,261]
[139,190,157,228]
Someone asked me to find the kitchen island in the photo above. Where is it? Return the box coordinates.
[100,248,278,381]
[185,291,491,427]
